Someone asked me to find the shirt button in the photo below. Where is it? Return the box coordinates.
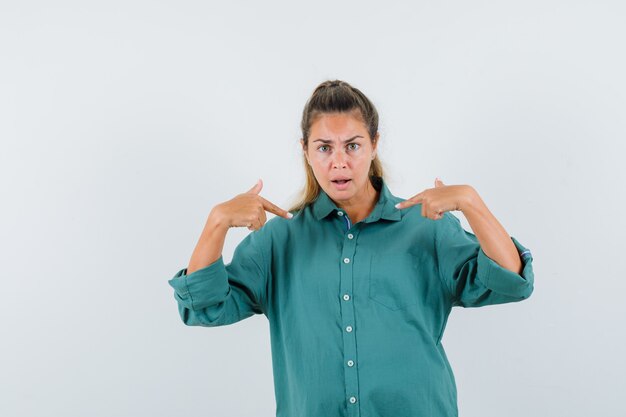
[337,211,344,216]
[349,396,357,404]
[343,257,350,264]
[346,325,353,332]
[347,360,354,367]
[347,233,354,239]
[343,294,350,301]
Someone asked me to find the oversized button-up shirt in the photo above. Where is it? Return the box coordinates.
[168,176,534,417]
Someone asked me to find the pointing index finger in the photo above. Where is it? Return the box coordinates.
[395,193,424,209]
[395,200,418,209]
[260,196,293,219]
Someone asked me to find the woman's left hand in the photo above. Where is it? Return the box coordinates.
[394,178,476,220]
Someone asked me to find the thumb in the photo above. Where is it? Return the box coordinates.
[434,177,444,187]
[247,178,263,194]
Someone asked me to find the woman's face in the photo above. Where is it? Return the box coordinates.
[301,111,378,206]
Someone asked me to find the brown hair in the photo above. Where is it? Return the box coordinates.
[287,80,385,213]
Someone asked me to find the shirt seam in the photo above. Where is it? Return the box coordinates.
[435,214,459,304]
[252,231,270,316]
[480,247,493,288]
[183,275,196,310]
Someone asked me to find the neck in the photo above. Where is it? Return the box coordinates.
[338,179,380,224]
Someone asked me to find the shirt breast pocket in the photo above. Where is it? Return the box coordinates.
[368,253,421,311]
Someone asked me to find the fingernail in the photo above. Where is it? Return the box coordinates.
[394,203,401,209]
[287,212,293,218]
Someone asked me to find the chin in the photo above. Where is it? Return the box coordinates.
[330,192,352,200]
[328,188,355,200]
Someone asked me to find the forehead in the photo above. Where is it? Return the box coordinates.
[310,112,367,137]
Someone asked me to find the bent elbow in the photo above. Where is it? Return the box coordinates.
[177,304,224,327]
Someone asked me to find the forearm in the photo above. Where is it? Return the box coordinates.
[460,187,523,275]
[187,208,229,275]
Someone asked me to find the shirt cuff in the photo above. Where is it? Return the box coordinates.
[476,236,534,299]
[167,256,230,310]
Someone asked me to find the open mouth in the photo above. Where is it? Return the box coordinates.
[332,179,351,184]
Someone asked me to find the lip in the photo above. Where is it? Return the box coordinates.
[331,178,352,190]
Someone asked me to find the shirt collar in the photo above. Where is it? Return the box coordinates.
[312,176,403,223]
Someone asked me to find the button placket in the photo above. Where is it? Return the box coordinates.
[338,210,352,231]
[339,220,361,414]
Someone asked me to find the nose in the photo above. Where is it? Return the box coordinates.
[332,149,347,169]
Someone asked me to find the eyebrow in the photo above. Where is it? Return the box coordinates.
[312,135,364,144]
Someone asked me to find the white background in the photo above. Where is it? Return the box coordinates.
[1,1,625,416]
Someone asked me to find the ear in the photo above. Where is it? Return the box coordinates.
[372,132,379,158]
[300,138,311,165]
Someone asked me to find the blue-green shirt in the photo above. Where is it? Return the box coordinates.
[168,176,534,417]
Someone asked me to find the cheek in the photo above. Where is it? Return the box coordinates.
[309,154,331,169]
[307,158,326,176]
[355,155,372,168]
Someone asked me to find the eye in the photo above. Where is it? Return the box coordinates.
[318,145,330,152]
[347,143,360,151]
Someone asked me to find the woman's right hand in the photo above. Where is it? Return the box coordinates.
[211,179,293,231]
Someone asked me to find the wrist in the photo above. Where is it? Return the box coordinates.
[459,185,482,213]
[206,205,230,232]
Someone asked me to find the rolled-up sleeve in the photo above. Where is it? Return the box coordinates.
[168,230,269,326]
[435,212,534,308]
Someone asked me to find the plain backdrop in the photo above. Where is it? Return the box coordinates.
[1,1,625,416]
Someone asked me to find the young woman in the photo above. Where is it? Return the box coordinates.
[168,80,534,417]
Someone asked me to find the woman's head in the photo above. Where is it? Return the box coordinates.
[288,80,385,213]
